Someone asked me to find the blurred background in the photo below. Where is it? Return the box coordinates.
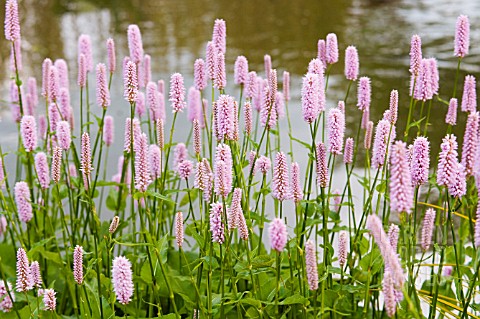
[0,0,479,165]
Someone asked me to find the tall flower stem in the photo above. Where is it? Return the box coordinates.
[275,251,281,317]
[452,58,462,98]
[161,113,178,191]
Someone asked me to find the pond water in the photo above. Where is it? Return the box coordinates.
[0,0,479,175]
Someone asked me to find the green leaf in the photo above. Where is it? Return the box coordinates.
[240,297,262,308]
[146,190,175,203]
[407,117,425,130]
[280,294,309,306]
[200,256,219,270]
[290,134,311,149]
[375,180,387,193]
[179,188,198,207]
[252,255,275,269]
[156,234,169,264]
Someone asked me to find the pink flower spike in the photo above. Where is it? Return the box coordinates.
[383,270,397,317]
[81,132,92,190]
[390,141,414,214]
[106,38,116,73]
[450,162,466,198]
[388,224,400,253]
[156,119,164,149]
[54,59,69,89]
[446,98,458,125]
[345,46,359,81]
[38,115,47,140]
[35,152,50,190]
[421,208,435,251]
[0,280,14,312]
[317,39,327,66]
[42,58,52,97]
[316,142,329,188]
[269,218,287,252]
[78,34,93,71]
[173,143,188,171]
[326,33,339,64]
[143,54,152,85]
[169,73,186,113]
[214,144,233,196]
[327,108,345,155]
[210,202,225,244]
[96,63,110,108]
[16,247,32,292]
[212,19,226,54]
[57,121,71,150]
[195,159,213,201]
[127,24,144,64]
[305,240,318,290]
[260,85,277,129]
[112,256,134,305]
[176,212,184,248]
[273,152,291,202]
[27,77,38,107]
[372,119,395,169]
[21,115,37,152]
[73,245,83,285]
[244,101,252,135]
[357,77,371,112]
[228,188,242,230]
[264,54,272,80]
[148,144,162,179]
[147,82,160,121]
[308,58,324,76]
[58,88,71,120]
[109,216,120,234]
[283,71,290,101]
[301,73,321,124]
[338,231,348,268]
[291,162,304,203]
[389,90,398,125]
[253,155,270,176]
[215,94,235,141]
[245,71,257,99]
[48,66,59,102]
[454,15,470,58]
[437,134,459,188]
[193,119,201,155]
[194,58,207,91]
[475,203,480,247]
[177,160,194,180]
[461,75,476,113]
[366,214,404,288]
[344,138,354,164]
[461,111,479,176]
[214,52,226,90]
[4,0,20,41]
[234,56,249,85]
[51,147,62,184]
[136,91,146,117]
[77,54,87,88]
[30,261,42,288]
[206,41,216,80]
[103,115,114,147]
[123,60,138,103]
[411,136,430,186]
[187,87,201,123]
[134,133,151,192]
[409,35,422,75]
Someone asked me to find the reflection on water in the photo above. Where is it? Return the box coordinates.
[0,0,479,164]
